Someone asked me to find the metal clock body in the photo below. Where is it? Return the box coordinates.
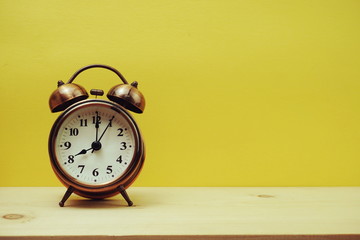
[48,65,146,207]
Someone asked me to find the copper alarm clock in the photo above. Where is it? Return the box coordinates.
[48,64,145,207]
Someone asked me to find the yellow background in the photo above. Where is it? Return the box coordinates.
[0,0,359,187]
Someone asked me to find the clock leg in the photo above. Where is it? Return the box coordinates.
[59,186,74,207]
[118,186,133,206]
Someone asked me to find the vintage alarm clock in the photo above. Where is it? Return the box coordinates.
[48,64,145,207]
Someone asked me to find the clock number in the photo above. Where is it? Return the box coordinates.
[92,168,99,177]
[120,142,127,150]
[68,155,74,164]
[116,156,122,163]
[69,128,79,136]
[80,119,88,127]
[63,141,71,150]
[117,128,124,136]
[92,116,101,124]
[78,165,85,173]
[106,166,113,174]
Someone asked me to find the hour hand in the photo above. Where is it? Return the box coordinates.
[75,148,92,156]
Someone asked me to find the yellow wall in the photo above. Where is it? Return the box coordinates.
[0,0,359,187]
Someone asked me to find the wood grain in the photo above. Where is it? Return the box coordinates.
[0,187,359,239]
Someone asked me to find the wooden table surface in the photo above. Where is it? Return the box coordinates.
[0,187,359,239]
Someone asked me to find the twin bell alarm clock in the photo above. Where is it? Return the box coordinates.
[48,64,145,207]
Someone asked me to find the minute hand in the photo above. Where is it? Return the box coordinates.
[95,111,100,141]
[97,116,115,142]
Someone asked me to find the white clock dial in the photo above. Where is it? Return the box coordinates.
[54,103,137,186]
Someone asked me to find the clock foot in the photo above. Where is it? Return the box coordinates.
[59,186,74,207]
[118,186,133,206]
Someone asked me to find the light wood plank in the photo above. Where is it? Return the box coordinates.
[0,187,359,239]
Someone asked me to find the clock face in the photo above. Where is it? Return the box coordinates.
[51,101,139,187]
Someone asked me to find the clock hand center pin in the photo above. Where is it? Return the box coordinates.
[91,141,102,151]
